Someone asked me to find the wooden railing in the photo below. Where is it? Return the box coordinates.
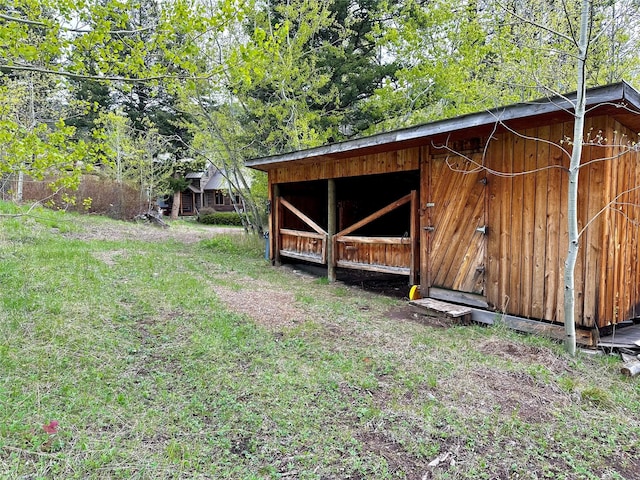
[275,191,419,284]
[277,198,328,264]
[333,191,419,282]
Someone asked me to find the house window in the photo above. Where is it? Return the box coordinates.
[204,191,213,207]
[214,191,225,205]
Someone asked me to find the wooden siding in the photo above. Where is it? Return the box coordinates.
[598,119,640,327]
[481,117,640,328]
[485,123,574,325]
[427,153,486,295]
[335,237,412,275]
[271,148,420,184]
[280,229,326,263]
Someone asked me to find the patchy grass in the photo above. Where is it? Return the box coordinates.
[0,203,639,479]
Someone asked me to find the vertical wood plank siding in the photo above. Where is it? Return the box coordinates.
[483,118,640,328]
[487,124,572,324]
[598,119,640,326]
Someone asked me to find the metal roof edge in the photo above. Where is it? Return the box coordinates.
[622,80,640,110]
[246,81,639,169]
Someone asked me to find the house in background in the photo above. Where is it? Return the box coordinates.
[167,162,243,216]
[247,81,640,347]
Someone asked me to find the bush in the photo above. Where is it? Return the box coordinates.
[198,210,243,226]
[21,174,144,220]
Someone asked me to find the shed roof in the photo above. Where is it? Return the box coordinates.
[246,81,640,171]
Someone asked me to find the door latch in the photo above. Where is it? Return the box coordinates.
[476,225,487,234]
[423,226,435,232]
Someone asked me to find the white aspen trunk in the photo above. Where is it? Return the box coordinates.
[16,171,23,203]
[563,0,590,356]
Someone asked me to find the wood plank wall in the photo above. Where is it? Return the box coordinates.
[598,119,640,327]
[485,122,575,325]
[270,148,420,183]
[482,117,640,328]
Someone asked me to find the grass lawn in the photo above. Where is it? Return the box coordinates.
[0,202,639,479]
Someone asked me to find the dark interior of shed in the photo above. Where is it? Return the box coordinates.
[279,170,420,236]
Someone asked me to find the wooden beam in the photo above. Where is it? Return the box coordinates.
[336,260,410,276]
[410,189,419,286]
[280,250,325,264]
[267,180,274,263]
[469,308,596,347]
[274,185,282,266]
[328,179,336,282]
[280,229,326,240]
[279,198,327,235]
[420,147,431,297]
[336,236,410,245]
[429,287,489,308]
[335,193,412,238]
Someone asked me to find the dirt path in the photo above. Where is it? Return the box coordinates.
[65,217,244,243]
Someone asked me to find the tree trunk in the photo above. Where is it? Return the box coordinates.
[171,191,181,220]
[563,0,590,356]
[15,171,23,203]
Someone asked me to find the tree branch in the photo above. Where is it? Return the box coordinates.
[0,64,210,83]
[495,0,576,45]
[0,13,155,34]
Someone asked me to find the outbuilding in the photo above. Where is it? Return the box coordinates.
[247,82,640,346]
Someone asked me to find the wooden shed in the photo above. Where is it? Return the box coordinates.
[247,82,640,345]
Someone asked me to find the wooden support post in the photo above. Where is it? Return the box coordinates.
[328,179,336,282]
[273,183,281,266]
[410,189,419,286]
[420,147,431,297]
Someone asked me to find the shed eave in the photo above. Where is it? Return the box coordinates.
[246,81,640,171]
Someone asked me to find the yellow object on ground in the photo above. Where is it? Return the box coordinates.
[409,285,421,301]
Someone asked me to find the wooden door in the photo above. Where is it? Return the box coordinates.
[427,155,487,296]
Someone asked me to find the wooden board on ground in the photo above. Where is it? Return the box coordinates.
[410,298,472,321]
[598,324,640,349]
[470,308,596,347]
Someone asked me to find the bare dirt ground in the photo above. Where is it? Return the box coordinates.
[65,217,242,243]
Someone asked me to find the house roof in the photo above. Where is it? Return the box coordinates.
[204,172,227,190]
[185,171,204,179]
[246,81,640,171]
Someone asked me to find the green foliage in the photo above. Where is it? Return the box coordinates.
[167,176,189,193]
[0,75,90,194]
[198,211,243,226]
[199,234,262,257]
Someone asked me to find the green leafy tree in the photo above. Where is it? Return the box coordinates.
[178,0,343,232]
[0,72,88,202]
[0,0,208,195]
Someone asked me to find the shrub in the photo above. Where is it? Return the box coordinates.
[21,174,144,220]
[198,211,243,226]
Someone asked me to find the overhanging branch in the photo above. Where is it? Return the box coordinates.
[0,13,155,34]
[0,63,211,83]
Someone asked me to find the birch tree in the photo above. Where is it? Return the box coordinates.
[495,0,639,354]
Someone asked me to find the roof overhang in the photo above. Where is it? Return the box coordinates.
[246,81,640,172]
